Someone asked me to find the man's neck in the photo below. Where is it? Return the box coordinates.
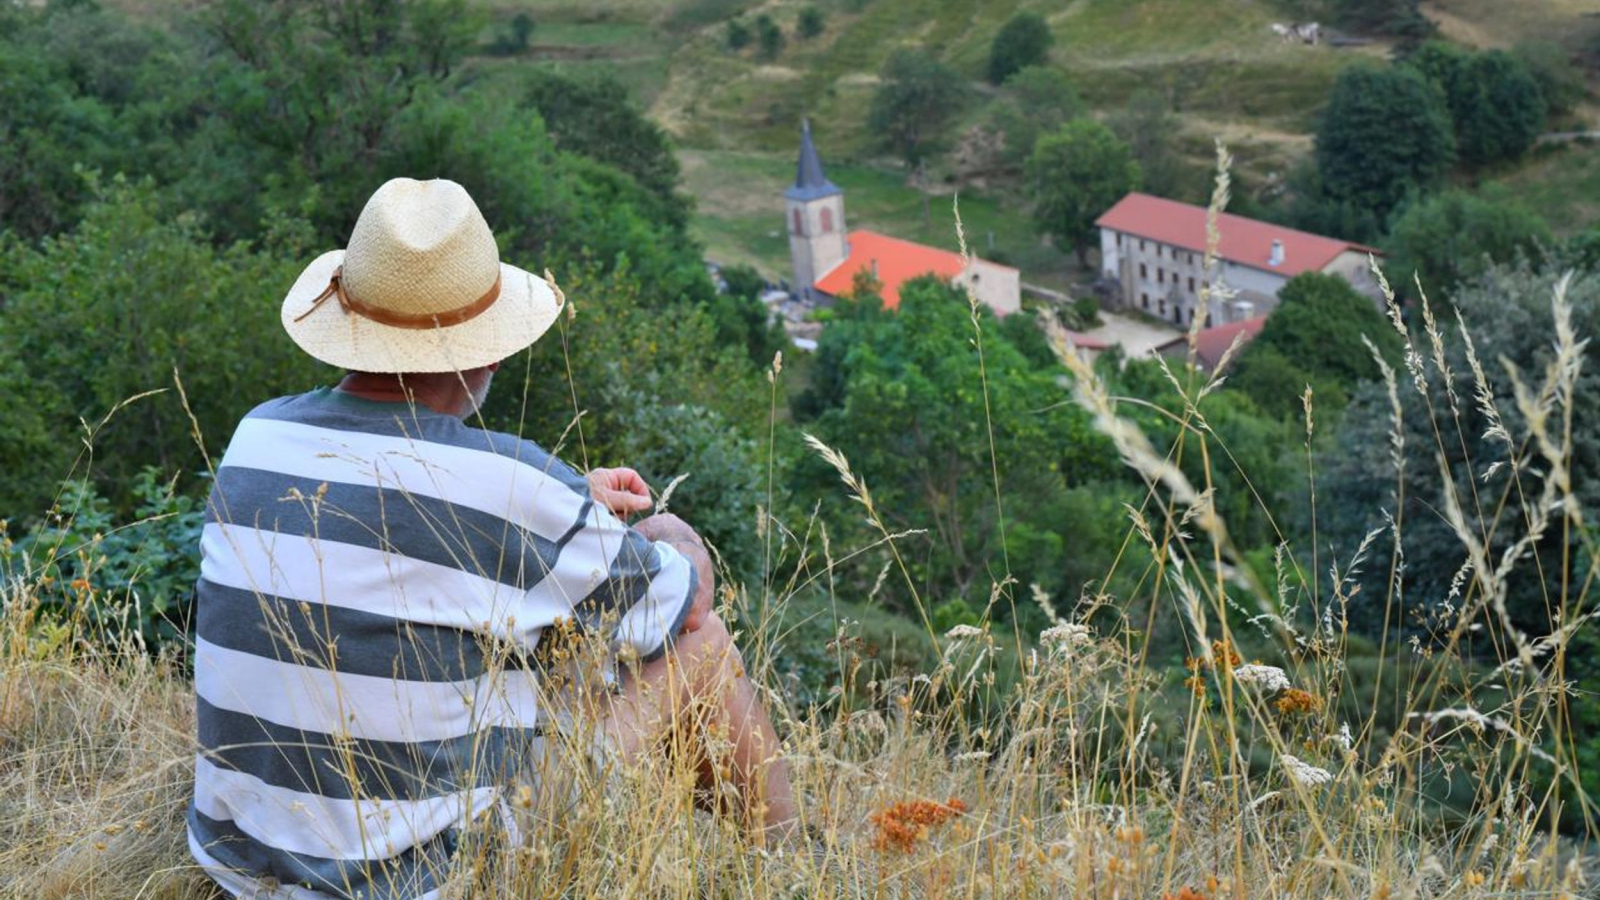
[335,373,465,417]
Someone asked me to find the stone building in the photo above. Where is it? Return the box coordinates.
[1095,193,1381,327]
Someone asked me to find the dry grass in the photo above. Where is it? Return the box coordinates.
[3,153,1599,900]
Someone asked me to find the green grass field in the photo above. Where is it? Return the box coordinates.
[1480,141,1600,236]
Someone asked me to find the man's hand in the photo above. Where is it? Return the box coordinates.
[588,467,652,519]
[633,513,714,635]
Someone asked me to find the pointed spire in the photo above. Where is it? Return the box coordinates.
[785,118,841,202]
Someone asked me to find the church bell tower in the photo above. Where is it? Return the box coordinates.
[785,120,847,301]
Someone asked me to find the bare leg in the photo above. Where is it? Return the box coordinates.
[603,612,798,841]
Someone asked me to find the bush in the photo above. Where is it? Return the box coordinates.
[797,6,824,39]
[1407,42,1546,168]
[726,18,751,50]
[987,12,1053,85]
[755,13,783,60]
[1,469,204,648]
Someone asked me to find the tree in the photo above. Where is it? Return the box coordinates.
[755,13,784,60]
[794,276,1119,608]
[1027,120,1140,268]
[708,264,787,369]
[1230,272,1402,420]
[1108,89,1187,200]
[726,18,751,50]
[1332,0,1434,43]
[1384,190,1551,300]
[1408,42,1545,168]
[988,66,1084,168]
[1513,41,1584,121]
[1317,260,1600,642]
[0,179,319,515]
[521,68,689,228]
[797,6,824,39]
[867,48,966,170]
[1315,64,1455,221]
[987,12,1053,85]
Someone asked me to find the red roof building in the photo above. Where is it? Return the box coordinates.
[1095,192,1382,329]
[785,122,1021,317]
[813,230,969,309]
[1156,316,1268,373]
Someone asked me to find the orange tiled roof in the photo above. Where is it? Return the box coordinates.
[1096,193,1379,277]
[1159,315,1268,371]
[814,230,973,309]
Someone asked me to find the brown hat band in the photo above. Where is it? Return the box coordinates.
[292,265,501,329]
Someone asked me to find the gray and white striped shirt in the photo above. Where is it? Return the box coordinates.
[187,388,695,900]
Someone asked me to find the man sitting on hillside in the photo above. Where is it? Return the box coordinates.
[187,177,797,899]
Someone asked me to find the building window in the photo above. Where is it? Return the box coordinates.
[1140,240,1147,252]
[1173,306,1181,325]
[1158,269,1165,284]
[1141,292,1149,309]
[1158,299,1166,315]
[1140,263,1148,279]
[792,209,802,235]
[1188,276,1196,293]
[1117,233,1124,247]
[820,208,834,233]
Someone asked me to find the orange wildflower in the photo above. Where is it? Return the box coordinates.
[869,797,967,853]
[1162,887,1209,900]
[1275,688,1322,715]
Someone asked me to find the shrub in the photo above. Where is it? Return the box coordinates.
[1315,64,1455,221]
[755,13,783,60]
[726,17,751,50]
[797,6,824,39]
[987,11,1053,85]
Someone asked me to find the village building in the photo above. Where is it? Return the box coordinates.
[1095,193,1381,328]
[1155,316,1267,374]
[786,121,1020,316]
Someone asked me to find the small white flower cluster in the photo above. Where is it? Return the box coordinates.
[1040,622,1092,650]
[944,624,985,640]
[1232,664,1291,692]
[1282,754,1334,788]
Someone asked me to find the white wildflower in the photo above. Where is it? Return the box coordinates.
[1040,622,1091,649]
[1328,722,1353,753]
[1281,754,1334,788]
[945,624,984,640]
[1232,664,1290,692]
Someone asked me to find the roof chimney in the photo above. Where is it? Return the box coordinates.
[1269,239,1285,268]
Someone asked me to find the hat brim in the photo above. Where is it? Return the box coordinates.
[280,250,563,374]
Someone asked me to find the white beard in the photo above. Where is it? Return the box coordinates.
[464,372,493,417]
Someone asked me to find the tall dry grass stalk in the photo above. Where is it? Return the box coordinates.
[2,147,1597,899]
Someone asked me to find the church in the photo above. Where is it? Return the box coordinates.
[784,121,1020,317]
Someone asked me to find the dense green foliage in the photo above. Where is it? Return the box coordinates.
[1407,42,1546,169]
[1230,273,1403,420]
[987,12,1053,85]
[988,66,1085,170]
[795,278,1122,619]
[0,179,317,516]
[1108,90,1189,201]
[1318,261,1600,639]
[868,49,967,170]
[797,6,825,40]
[1314,64,1455,222]
[1027,120,1140,266]
[1384,190,1551,300]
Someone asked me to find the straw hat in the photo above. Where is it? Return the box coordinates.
[280,178,562,374]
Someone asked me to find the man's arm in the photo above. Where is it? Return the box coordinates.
[632,513,714,635]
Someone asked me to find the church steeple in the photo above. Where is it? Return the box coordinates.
[785,119,848,300]
[785,119,841,202]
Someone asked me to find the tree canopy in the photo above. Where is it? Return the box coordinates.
[987,12,1053,85]
[1384,190,1551,300]
[1315,64,1455,221]
[1407,42,1546,168]
[868,48,967,170]
[1230,272,1403,420]
[1026,120,1140,267]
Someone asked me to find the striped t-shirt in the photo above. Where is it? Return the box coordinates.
[187,388,696,900]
